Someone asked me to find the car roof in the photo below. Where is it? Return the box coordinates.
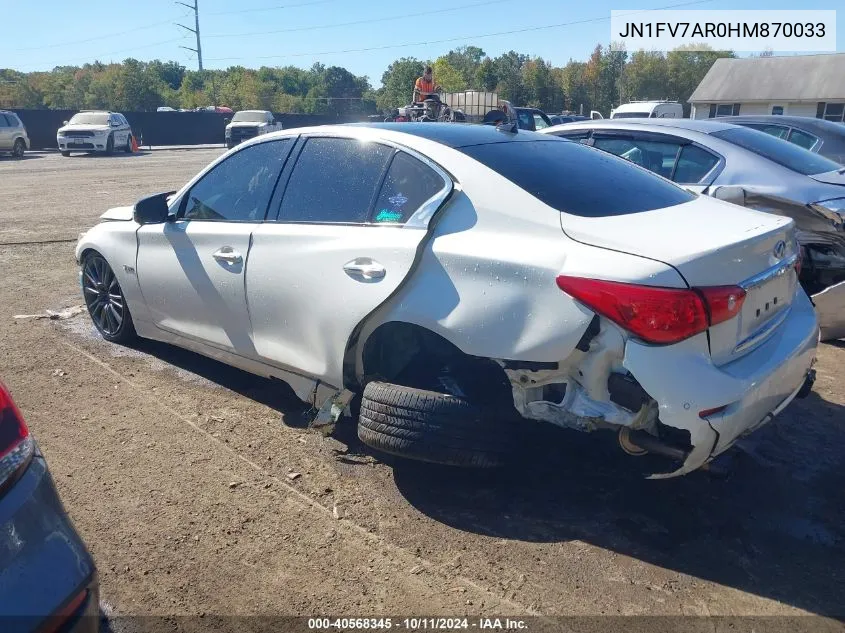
[347,122,556,148]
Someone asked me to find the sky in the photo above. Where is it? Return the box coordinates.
[2,0,842,86]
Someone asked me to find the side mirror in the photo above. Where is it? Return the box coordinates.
[224,118,231,124]
[63,120,69,126]
[133,191,175,224]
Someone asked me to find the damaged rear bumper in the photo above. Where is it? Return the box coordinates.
[812,279,845,342]
[625,290,819,478]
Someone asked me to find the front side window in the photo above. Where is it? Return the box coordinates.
[182,139,291,222]
[5,113,20,127]
[788,128,820,151]
[371,152,446,224]
[459,139,694,217]
[278,137,392,223]
[593,137,681,180]
[712,126,840,176]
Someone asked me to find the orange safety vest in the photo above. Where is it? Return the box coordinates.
[415,76,436,95]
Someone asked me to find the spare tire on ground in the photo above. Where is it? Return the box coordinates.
[357,381,514,468]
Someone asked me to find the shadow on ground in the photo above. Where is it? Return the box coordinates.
[106,336,845,618]
[393,389,845,617]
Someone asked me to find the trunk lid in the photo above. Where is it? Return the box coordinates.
[561,196,800,364]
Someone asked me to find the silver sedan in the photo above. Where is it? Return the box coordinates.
[541,118,845,340]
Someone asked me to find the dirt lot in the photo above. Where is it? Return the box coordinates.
[1,150,844,629]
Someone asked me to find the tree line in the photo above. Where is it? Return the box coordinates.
[0,45,734,116]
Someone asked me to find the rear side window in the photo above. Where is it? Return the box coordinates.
[788,129,819,151]
[279,137,392,223]
[533,114,549,130]
[371,152,445,224]
[550,130,591,142]
[0,115,8,127]
[183,139,291,222]
[593,137,679,179]
[712,127,840,176]
[517,111,535,130]
[5,113,20,126]
[459,139,694,217]
[674,145,720,183]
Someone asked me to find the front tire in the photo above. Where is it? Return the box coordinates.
[358,382,512,468]
[82,253,136,344]
[105,134,114,155]
[11,139,25,159]
[124,135,132,153]
[61,151,71,157]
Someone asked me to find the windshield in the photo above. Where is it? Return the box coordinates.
[232,111,268,123]
[459,139,694,217]
[68,113,109,125]
[712,126,841,176]
[612,112,650,119]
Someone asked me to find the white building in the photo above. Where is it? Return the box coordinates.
[688,53,845,122]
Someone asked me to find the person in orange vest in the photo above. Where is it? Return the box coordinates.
[413,66,440,103]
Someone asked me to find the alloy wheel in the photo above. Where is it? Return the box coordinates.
[82,256,125,336]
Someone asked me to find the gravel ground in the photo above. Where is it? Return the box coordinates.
[1,151,844,630]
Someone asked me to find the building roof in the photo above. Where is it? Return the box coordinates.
[688,53,845,103]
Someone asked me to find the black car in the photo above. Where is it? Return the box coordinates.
[721,115,845,165]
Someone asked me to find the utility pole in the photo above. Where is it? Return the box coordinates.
[176,0,202,71]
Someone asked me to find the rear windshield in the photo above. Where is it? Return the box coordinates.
[232,111,268,122]
[712,127,841,176]
[459,139,694,217]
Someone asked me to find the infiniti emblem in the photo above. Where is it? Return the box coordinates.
[773,240,786,259]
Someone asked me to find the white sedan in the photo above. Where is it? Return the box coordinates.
[75,123,819,478]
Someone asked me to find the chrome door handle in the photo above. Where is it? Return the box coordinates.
[212,247,243,265]
[343,258,386,281]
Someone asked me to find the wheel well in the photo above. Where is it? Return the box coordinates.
[349,322,514,407]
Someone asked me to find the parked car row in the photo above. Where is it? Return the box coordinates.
[76,121,820,481]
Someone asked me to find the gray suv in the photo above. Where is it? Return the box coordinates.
[0,111,29,158]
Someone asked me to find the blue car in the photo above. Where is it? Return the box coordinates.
[0,380,99,633]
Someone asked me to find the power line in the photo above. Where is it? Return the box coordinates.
[205,0,509,39]
[13,38,187,71]
[208,0,337,16]
[176,0,203,71]
[206,0,715,62]
[2,16,188,53]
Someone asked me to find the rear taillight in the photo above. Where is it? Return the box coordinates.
[697,285,746,326]
[556,276,745,345]
[0,381,34,491]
